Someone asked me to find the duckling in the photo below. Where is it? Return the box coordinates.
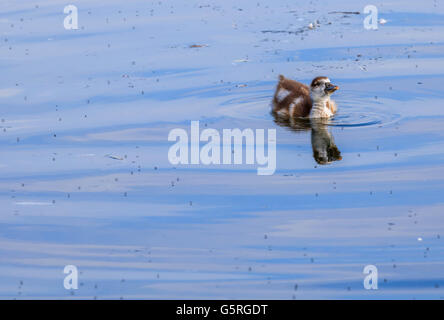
[272,75,339,118]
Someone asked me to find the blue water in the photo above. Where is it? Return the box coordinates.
[1,0,444,299]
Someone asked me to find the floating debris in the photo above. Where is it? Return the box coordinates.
[329,11,360,14]
[105,154,124,160]
[261,29,304,35]
[308,20,320,30]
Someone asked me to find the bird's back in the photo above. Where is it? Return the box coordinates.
[272,75,312,118]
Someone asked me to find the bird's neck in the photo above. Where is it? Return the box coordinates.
[311,98,332,117]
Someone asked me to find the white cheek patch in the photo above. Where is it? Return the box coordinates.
[276,88,291,102]
[311,90,323,99]
[319,79,330,88]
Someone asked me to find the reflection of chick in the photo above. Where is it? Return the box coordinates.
[272,113,343,165]
[310,120,342,165]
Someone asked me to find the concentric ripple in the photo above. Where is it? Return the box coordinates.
[219,90,401,128]
[329,107,401,127]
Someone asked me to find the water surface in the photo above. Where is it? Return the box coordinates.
[1,0,444,299]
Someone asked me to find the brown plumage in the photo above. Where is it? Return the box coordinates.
[273,75,312,118]
[272,75,339,119]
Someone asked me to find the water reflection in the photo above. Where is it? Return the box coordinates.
[273,115,342,165]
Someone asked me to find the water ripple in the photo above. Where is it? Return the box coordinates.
[220,90,401,128]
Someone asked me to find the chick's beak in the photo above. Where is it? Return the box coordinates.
[325,83,339,93]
